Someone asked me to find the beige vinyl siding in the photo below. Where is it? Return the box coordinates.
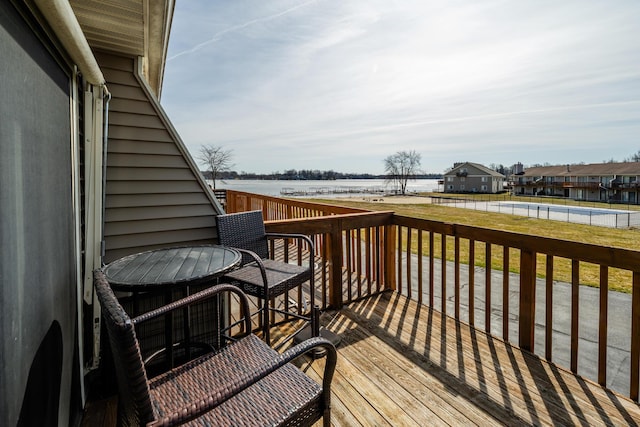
[106,193,212,208]
[97,51,222,263]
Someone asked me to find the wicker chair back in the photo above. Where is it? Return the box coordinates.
[94,270,155,426]
[216,210,269,261]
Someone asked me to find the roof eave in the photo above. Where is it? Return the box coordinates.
[145,0,175,97]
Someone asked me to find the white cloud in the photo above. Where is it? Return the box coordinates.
[162,0,640,173]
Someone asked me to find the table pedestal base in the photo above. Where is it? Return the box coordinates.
[293,325,341,358]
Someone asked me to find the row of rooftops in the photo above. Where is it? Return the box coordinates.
[446,161,640,178]
[516,161,640,177]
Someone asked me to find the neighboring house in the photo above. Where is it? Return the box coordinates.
[443,162,506,193]
[510,162,640,204]
[1,1,223,425]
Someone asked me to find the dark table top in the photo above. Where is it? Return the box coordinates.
[103,245,241,291]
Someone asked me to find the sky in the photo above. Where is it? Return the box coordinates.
[161,0,640,175]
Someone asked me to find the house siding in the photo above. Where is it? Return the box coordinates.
[511,163,640,204]
[443,162,505,193]
[96,52,222,263]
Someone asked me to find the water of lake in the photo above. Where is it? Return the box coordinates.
[210,178,441,198]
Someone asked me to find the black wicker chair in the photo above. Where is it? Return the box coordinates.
[216,210,318,345]
[94,269,336,427]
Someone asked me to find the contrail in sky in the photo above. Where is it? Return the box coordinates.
[168,0,318,61]
[366,100,640,133]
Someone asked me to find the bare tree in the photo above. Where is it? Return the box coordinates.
[197,145,234,189]
[384,150,422,195]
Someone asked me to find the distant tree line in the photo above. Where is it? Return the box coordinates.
[488,163,512,176]
[201,169,442,181]
[623,150,640,162]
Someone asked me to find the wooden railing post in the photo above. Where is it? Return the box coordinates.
[328,222,344,309]
[385,224,397,291]
[631,271,640,401]
[225,190,235,213]
[519,249,537,351]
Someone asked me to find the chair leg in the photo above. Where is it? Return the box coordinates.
[323,407,331,427]
[312,305,320,338]
[263,299,271,345]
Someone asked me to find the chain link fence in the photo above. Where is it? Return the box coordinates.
[432,197,640,229]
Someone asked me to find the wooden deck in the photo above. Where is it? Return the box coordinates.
[82,289,640,426]
[300,291,640,426]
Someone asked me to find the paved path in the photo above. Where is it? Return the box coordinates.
[398,252,633,397]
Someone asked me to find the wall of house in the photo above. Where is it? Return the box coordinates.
[444,175,502,193]
[96,52,223,263]
[513,176,639,204]
[443,163,504,193]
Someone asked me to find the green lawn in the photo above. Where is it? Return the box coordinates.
[312,198,640,293]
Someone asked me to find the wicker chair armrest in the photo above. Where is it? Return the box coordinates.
[266,233,314,254]
[231,248,269,285]
[147,337,337,427]
[266,232,314,248]
[131,284,252,334]
[265,233,315,267]
[280,336,337,402]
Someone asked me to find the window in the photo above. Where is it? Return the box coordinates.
[447,185,454,190]
[447,176,453,182]
[481,185,487,191]
[481,176,487,182]
[460,177,466,182]
[460,185,465,190]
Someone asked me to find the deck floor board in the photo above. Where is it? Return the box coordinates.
[302,291,640,426]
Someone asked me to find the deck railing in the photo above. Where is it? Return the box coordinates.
[224,189,367,218]
[223,190,640,401]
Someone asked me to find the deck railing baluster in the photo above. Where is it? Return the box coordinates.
[417,230,423,305]
[469,239,475,327]
[441,233,447,314]
[503,247,510,340]
[485,242,492,333]
[407,227,412,299]
[598,264,608,386]
[385,224,396,291]
[454,235,460,319]
[375,227,382,293]
[321,232,329,309]
[571,260,580,373]
[545,255,554,360]
[429,231,435,308]
[366,227,372,294]
[631,271,640,401]
[397,226,403,295]
[346,230,352,302]
[356,229,363,299]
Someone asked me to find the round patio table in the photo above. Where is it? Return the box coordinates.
[103,245,241,368]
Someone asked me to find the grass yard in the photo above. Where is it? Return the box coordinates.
[313,198,640,293]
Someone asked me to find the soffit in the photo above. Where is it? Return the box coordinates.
[70,0,144,56]
[69,0,174,95]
